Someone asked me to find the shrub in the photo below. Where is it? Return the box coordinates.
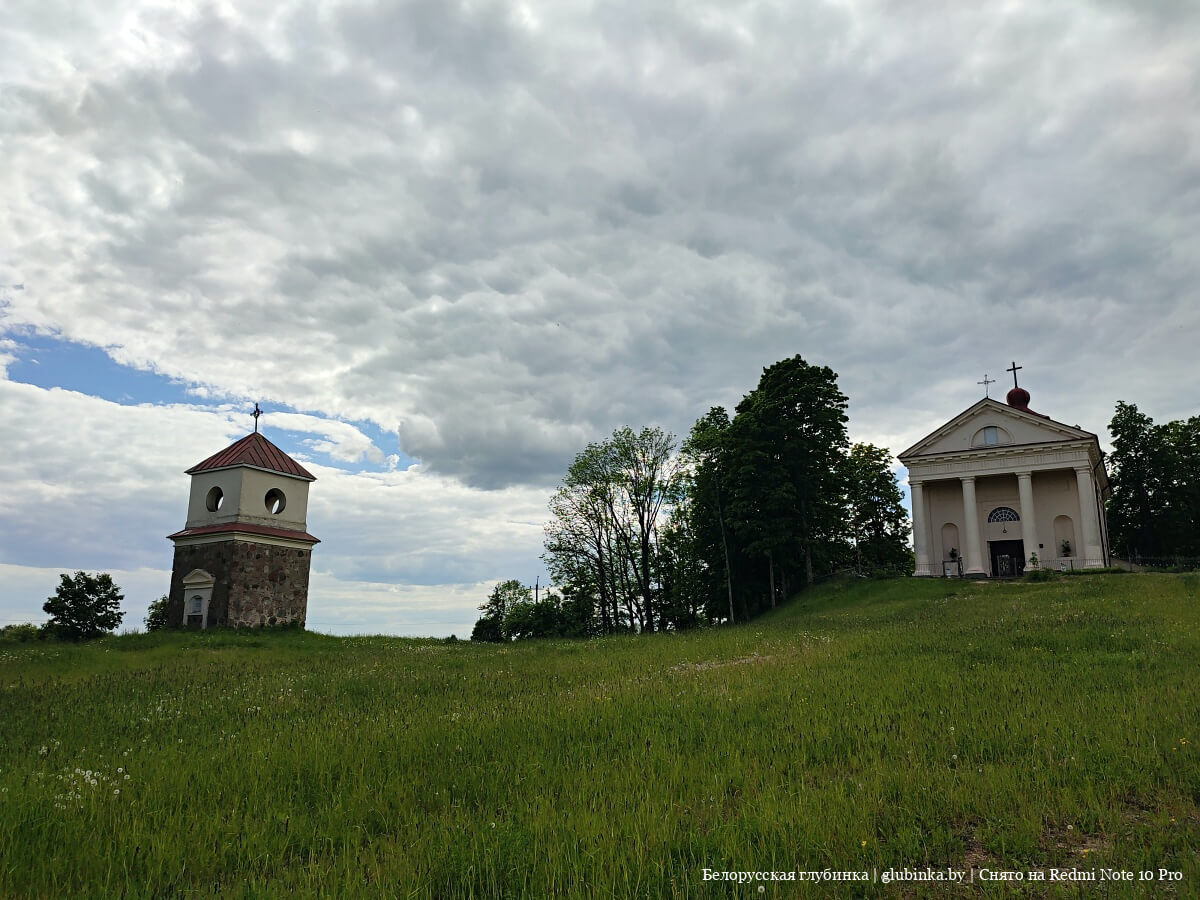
[43,572,125,642]
[0,623,43,643]
[1025,567,1055,582]
[470,615,505,643]
[144,595,170,632]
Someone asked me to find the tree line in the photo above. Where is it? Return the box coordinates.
[1106,401,1200,560]
[472,355,911,641]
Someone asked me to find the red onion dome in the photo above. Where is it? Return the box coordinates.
[1006,387,1031,410]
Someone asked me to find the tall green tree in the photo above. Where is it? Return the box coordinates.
[842,443,913,573]
[681,408,736,623]
[607,426,681,633]
[727,356,850,595]
[1106,402,1200,559]
[544,443,623,632]
[1107,402,1171,558]
[543,427,680,634]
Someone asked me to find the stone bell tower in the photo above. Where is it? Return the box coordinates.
[166,422,319,629]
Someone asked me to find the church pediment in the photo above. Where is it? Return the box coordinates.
[181,568,216,586]
[899,399,1095,461]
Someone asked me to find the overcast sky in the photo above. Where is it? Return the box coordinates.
[2,0,1197,635]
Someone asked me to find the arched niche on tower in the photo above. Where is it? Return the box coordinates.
[181,569,215,630]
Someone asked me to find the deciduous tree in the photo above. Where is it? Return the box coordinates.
[842,443,912,573]
[43,572,124,641]
[470,579,531,642]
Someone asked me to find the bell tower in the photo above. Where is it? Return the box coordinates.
[166,427,319,629]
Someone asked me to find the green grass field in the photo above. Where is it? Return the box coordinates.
[1,574,1198,897]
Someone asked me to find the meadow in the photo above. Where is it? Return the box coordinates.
[1,573,1197,897]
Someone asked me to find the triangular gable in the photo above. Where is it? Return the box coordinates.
[899,399,1096,460]
[182,569,215,586]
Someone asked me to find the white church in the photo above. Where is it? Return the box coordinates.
[899,367,1110,578]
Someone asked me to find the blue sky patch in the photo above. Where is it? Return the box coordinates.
[5,332,197,406]
[3,331,415,473]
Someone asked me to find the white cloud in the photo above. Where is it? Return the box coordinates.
[262,412,386,464]
[2,0,1199,629]
[0,380,547,634]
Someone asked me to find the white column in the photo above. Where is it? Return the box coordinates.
[1075,465,1103,566]
[1017,471,1040,568]
[911,480,933,577]
[960,477,986,576]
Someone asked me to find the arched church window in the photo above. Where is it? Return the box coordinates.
[972,425,1013,447]
[987,507,1020,523]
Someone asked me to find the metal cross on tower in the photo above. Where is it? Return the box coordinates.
[1006,360,1023,388]
[252,403,263,433]
[978,374,995,398]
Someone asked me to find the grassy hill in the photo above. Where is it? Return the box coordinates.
[1,574,1198,896]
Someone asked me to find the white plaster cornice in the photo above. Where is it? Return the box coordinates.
[170,532,317,551]
[905,440,1097,483]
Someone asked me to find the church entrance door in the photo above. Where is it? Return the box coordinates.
[989,540,1025,577]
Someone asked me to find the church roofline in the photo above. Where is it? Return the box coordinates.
[185,432,316,481]
[898,398,1098,461]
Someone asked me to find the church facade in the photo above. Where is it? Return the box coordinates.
[166,431,319,628]
[899,384,1109,578]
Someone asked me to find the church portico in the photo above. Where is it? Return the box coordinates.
[901,372,1109,578]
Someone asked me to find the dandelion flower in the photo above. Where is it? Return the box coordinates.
[113,789,119,796]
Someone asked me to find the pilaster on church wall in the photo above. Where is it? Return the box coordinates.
[1032,470,1078,559]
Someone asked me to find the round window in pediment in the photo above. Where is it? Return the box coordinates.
[264,488,286,515]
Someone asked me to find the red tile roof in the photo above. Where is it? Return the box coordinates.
[167,522,320,544]
[186,432,315,481]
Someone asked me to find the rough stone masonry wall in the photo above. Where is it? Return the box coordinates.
[227,541,311,628]
[168,540,311,628]
[168,542,234,627]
